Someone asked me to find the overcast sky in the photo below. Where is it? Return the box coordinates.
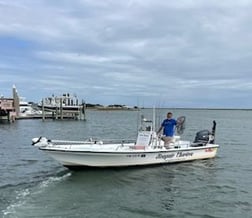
[1,0,252,108]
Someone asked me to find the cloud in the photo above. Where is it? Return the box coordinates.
[0,0,252,108]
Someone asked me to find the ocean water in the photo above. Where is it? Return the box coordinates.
[0,109,251,218]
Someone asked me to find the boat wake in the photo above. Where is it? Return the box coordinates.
[2,171,71,218]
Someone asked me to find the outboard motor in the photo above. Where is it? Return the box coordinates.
[194,130,211,144]
[193,120,216,146]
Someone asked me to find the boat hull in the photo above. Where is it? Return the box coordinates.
[40,145,219,168]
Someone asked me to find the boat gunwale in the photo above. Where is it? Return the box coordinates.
[39,144,219,154]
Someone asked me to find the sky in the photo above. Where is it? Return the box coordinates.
[0,0,252,108]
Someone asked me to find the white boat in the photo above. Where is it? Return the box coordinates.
[19,97,42,117]
[32,116,219,169]
[11,86,42,118]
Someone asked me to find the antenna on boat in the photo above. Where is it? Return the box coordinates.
[152,106,156,132]
[136,97,142,132]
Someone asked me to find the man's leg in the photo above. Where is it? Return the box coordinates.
[162,136,173,148]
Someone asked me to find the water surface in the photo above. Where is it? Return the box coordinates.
[1,109,251,217]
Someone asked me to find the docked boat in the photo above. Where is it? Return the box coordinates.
[19,97,42,117]
[32,116,219,169]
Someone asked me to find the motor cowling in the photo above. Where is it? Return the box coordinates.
[194,130,211,144]
[192,121,216,146]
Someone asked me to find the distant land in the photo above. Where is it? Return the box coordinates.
[84,104,252,111]
[29,101,251,111]
[81,103,139,111]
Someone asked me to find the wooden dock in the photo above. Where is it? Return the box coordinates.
[40,94,86,121]
[1,86,86,122]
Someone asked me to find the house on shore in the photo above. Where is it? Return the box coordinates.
[0,97,16,122]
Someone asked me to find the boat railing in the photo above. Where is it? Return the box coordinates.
[101,139,136,144]
[51,139,93,145]
[51,138,136,145]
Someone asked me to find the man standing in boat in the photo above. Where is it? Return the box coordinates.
[157,112,177,147]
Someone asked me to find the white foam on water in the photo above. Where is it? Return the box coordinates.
[38,172,71,189]
[3,188,30,217]
[2,172,71,218]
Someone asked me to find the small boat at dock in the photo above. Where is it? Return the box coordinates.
[19,97,42,118]
[32,115,219,169]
